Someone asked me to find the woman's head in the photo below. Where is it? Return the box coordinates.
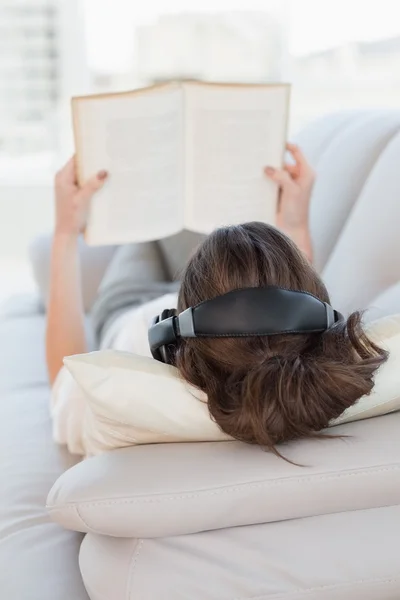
[175,222,387,453]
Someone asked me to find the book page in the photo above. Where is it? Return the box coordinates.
[73,85,184,245]
[183,83,289,233]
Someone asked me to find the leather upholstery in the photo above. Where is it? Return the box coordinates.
[48,414,400,539]
[0,307,89,600]
[80,506,400,600]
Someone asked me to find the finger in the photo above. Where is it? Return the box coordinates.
[283,163,299,178]
[286,143,310,169]
[77,170,108,204]
[264,166,295,189]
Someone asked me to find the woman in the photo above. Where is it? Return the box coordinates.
[46,144,387,451]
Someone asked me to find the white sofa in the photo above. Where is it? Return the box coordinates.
[1,111,400,600]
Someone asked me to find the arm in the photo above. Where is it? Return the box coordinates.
[46,158,108,385]
[265,143,315,264]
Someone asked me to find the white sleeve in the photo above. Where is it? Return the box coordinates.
[103,292,179,355]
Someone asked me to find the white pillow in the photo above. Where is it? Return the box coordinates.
[52,351,230,457]
[332,314,400,424]
[53,314,400,456]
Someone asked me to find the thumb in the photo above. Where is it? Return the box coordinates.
[264,167,295,190]
[77,170,108,204]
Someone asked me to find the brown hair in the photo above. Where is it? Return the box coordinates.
[175,222,387,455]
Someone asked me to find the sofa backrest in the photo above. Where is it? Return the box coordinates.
[294,109,400,317]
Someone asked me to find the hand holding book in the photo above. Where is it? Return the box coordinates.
[53,143,314,263]
[54,156,108,238]
[264,142,315,262]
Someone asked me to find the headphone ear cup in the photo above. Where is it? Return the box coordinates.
[150,309,178,364]
[151,315,160,327]
[161,309,178,365]
[161,308,177,320]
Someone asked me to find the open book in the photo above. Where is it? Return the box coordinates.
[72,81,290,245]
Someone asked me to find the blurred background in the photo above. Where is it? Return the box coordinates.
[1,0,400,299]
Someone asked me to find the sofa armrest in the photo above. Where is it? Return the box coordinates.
[47,414,400,539]
[29,234,117,313]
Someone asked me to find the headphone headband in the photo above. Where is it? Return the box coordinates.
[148,286,344,363]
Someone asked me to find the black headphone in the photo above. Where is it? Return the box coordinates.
[148,286,344,364]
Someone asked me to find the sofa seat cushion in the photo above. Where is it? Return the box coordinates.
[0,310,49,392]
[80,505,400,600]
[0,312,89,600]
